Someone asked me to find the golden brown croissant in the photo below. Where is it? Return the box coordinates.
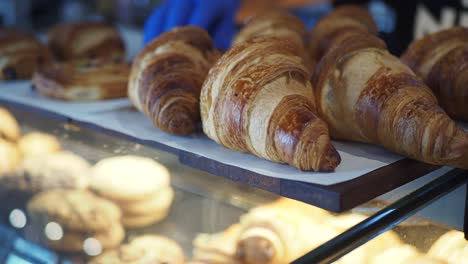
[129,26,219,135]
[200,37,340,171]
[48,22,125,61]
[313,30,468,169]
[192,224,242,264]
[0,29,51,80]
[234,11,307,49]
[308,5,378,70]
[401,27,468,122]
[235,198,337,264]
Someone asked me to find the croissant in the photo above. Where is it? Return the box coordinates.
[128,26,220,135]
[48,22,125,61]
[401,27,468,122]
[192,224,242,263]
[308,5,378,70]
[234,11,308,51]
[235,199,337,264]
[428,231,468,264]
[200,37,340,171]
[313,30,468,169]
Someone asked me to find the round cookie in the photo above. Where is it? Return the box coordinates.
[122,209,170,228]
[18,132,61,158]
[90,155,170,202]
[90,235,184,264]
[27,189,122,232]
[47,222,124,252]
[0,139,20,175]
[120,186,174,215]
[22,151,90,191]
[0,108,20,142]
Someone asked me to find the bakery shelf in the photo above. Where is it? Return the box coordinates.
[0,94,448,213]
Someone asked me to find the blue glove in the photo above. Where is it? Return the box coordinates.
[144,0,239,50]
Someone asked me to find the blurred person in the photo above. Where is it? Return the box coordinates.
[143,0,468,54]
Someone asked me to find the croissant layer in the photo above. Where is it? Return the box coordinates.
[201,37,340,171]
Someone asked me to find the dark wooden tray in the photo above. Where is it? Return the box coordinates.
[0,99,441,212]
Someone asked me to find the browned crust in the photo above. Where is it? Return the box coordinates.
[130,26,219,135]
[0,29,52,80]
[47,22,125,61]
[32,59,129,101]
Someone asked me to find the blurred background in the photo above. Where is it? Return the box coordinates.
[0,0,395,33]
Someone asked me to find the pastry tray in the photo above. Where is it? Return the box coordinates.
[0,82,446,212]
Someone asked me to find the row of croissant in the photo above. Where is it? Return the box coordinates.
[128,5,468,171]
[191,198,467,264]
[3,5,468,172]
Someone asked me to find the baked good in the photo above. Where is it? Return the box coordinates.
[47,22,125,61]
[27,189,122,232]
[47,222,124,252]
[32,59,130,101]
[401,27,468,121]
[313,28,468,168]
[1,151,90,192]
[119,186,173,215]
[0,107,20,142]
[428,230,468,264]
[90,155,173,228]
[308,5,378,70]
[128,26,220,135]
[193,224,242,264]
[0,28,51,80]
[200,37,340,171]
[0,139,20,175]
[90,155,170,202]
[90,235,184,264]
[18,132,61,158]
[234,11,309,66]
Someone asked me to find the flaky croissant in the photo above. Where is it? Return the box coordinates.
[313,30,468,169]
[308,5,378,70]
[428,231,468,264]
[128,26,220,135]
[401,27,468,122]
[200,37,340,171]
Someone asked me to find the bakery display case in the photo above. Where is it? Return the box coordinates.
[1,1,468,263]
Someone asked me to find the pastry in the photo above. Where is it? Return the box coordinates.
[90,235,185,264]
[234,11,310,67]
[401,27,468,121]
[0,107,20,142]
[0,28,51,80]
[90,155,170,202]
[372,245,447,264]
[308,5,378,70]
[200,37,340,171]
[47,222,124,252]
[47,22,125,61]
[32,59,130,101]
[27,189,122,232]
[18,132,61,158]
[428,230,468,264]
[119,186,173,215]
[90,155,173,227]
[192,224,242,264]
[0,139,20,175]
[128,26,220,135]
[1,151,90,192]
[313,28,468,168]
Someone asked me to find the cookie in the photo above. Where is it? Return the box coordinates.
[121,209,170,228]
[0,139,20,175]
[0,108,20,142]
[120,186,174,216]
[90,235,184,264]
[47,222,124,252]
[27,189,122,232]
[90,156,170,202]
[18,132,61,158]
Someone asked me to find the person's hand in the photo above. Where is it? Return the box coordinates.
[144,0,239,50]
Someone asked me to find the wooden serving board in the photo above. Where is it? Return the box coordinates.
[0,98,442,212]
